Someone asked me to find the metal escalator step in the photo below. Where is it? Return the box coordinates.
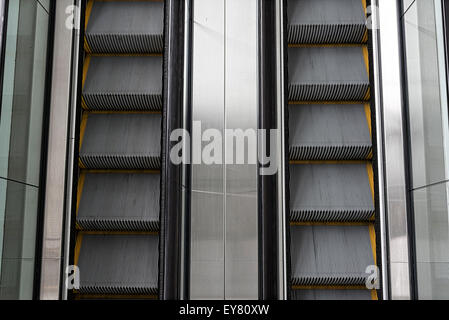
[86,1,163,53]
[77,234,158,295]
[287,0,366,44]
[288,46,369,101]
[77,173,160,231]
[289,163,374,222]
[292,289,372,300]
[83,56,162,111]
[290,225,374,286]
[80,113,161,169]
[289,104,372,160]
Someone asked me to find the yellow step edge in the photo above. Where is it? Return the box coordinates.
[361,0,369,44]
[364,104,372,137]
[79,112,88,153]
[76,172,86,217]
[82,56,91,89]
[366,162,375,205]
[74,233,84,266]
[363,45,370,76]
[369,224,377,265]
[84,0,93,53]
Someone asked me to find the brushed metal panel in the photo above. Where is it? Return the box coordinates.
[40,0,74,300]
[376,0,411,300]
[190,191,224,299]
[224,0,259,300]
[189,0,259,299]
[190,0,225,300]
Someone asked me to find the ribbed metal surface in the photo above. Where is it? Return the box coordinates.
[86,1,164,53]
[76,0,164,298]
[290,164,374,222]
[80,155,161,170]
[86,34,164,54]
[289,104,372,160]
[291,209,373,224]
[83,93,162,111]
[83,56,162,110]
[292,289,372,300]
[287,0,366,44]
[78,219,159,232]
[287,0,375,300]
[293,274,367,286]
[77,173,160,231]
[288,46,369,101]
[289,83,369,102]
[290,145,372,161]
[77,234,159,294]
[288,24,366,44]
[80,113,161,169]
[290,225,374,285]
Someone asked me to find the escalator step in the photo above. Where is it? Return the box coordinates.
[289,104,372,160]
[289,163,374,222]
[80,113,161,169]
[77,173,160,231]
[290,225,374,286]
[292,289,372,300]
[287,0,366,44]
[86,1,164,53]
[288,46,369,101]
[77,234,158,295]
[83,56,162,111]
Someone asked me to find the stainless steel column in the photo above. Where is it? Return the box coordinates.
[40,0,75,300]
[374,0,412,300]
[190,0,259,300]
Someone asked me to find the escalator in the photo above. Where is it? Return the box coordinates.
[287,0,379,300]
[72,0,164,299]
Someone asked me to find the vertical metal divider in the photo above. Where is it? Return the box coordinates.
[180,0,193,300]
[160,0,190,300]
[279,0,290,300]
[371,0,390,300]
[282,0,291,301]
[258,0,289,300]
[367,0,386,300]
[376,0,412,300]
[33,0,56,300]
[397,0,418,300]
[63,0,85,301]
[258,0,279,300]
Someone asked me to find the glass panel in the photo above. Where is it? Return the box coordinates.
[0,0,50,299]
[0,180,39,299]
[402,0,449,299]
[413,182,449,299]
[403,0,449,189]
